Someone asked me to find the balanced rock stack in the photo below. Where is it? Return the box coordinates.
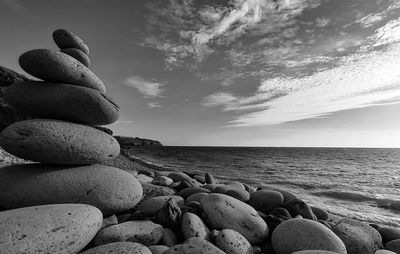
[0,29,143,253]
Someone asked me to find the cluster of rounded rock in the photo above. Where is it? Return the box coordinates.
[1,30,400,254]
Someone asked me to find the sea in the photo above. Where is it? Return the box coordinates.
[124,147,400,227]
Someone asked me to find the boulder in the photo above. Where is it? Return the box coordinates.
[0,164,142,215]
[332,218,382,254]
[271,219,347,254]
[0,204,102,254]
[19,49,105,92]
[4,81,119,125]
[0,119,120,164]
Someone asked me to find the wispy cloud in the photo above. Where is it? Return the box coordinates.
[123,75,165,98]
[147,102,162,108]
[219,19,400,126]
[202,92,238,107]
[143,0,321,69]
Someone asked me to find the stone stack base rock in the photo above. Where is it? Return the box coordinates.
[1,29,398,254]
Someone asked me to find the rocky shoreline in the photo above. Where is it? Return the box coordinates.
[1,29,400,254]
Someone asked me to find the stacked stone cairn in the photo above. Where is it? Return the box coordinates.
[1,30,399,254]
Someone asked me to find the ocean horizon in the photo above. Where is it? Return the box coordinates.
[125,146,400,227]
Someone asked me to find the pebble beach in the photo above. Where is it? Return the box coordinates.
[1,29,400,254]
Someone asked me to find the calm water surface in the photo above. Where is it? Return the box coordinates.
[126,147,400,226]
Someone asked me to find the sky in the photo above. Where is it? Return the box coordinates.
[1,0,400,147]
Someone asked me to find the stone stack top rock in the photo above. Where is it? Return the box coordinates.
[53,29,89,54]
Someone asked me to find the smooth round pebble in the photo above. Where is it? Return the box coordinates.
[152,176,173,186]
[61,48,90,67]
[283,198,315,220]
[81,242,152,254]
[53,29,89,54]
[226,188,250,202]
[5,81,119,125]
[0,204,102,254]
[93,220,163,246]
[19,49,105,92]
[0,119,120,164]
[385,239,400,253]
[248,190,284,214]
[200,193,269,244]
[0,164,142,215]
[311,206,330,221]
[179,187,211,199]
[214,229,254,254]
[377,226,400,243]
[137,174,154,184]
[164,237,225,254]
[181,212,210,240]
[271,219,347,254]
[332,218,382,254]
[186,192,210,203]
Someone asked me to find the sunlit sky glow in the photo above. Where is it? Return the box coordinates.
[1,0,400,147]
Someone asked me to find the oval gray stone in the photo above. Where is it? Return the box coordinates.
[61,48,90,67]
[0,119,120,164]
[53,29,89,54]
[93,220,163,246]
[0,204,102,254]
[0,164,142,216]
[19,49,105,92]
[5,81,119,125]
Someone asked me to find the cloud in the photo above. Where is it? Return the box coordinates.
[147,102,162,108]
[202,92,238,107]
[123,75,165,98]
[143,0,321,69]
[225,19,400,126]
[356,12,385,28]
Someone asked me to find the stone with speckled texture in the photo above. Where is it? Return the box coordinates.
[53,29,89,54]
[0,119,119,164]
[93,220,163,246]
[0,164,142,216]
[19,49,105,92]
[4,81,119,125]
[0,204,102,254]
